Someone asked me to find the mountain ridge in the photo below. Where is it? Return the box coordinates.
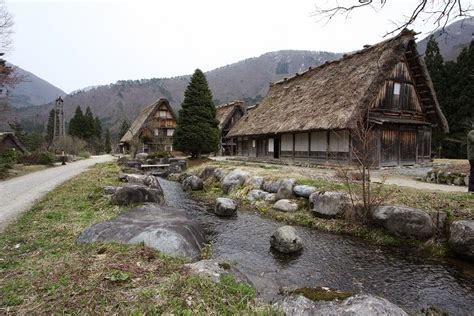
[4,18,473,135]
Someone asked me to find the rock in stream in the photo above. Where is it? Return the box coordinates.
[77,203,205,261]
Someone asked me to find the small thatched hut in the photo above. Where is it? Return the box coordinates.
[119,98,177,154]
[227,30,449,167]
[0,132,29,155]
[216,100,246,155]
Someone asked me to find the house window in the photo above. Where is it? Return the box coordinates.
[167,129,174,136]
[392,82,401,107]
[159,110,167,118]
[393,83,401,95]
[154,129,159,136]
[268,138,274,152]
[252,140,256,148]
[165,145,173,152]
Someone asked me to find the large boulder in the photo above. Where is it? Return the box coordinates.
[273,199,298,212]
[309,192,349,218]
[77,204,205,261]
[262,180,282,193]
[293,185,317,199]
[274,294,407,316]
[103,186,118,195]
[372,205,434,239]
[273,295,316,316]
[135,153,148,161]
[449,220,474,261]
[265,193,277,203]
[215,197,238,217]
[248,176,264,189]
[270,226,303,253]
[111,184,164,206]
[276,179,296,200]
[185,259,252,285]
[221,169,249,193]
[123,160,142,170]
[182,175,204,191]
[201,166,217,180]
[214,168,227,181]
[168,161,184,174]
[247,189,269,202]
[124,174,161,188]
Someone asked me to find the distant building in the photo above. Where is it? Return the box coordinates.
[216,100,246,156]
[0,132,29,155]
[227,30,449,167]
[119,98,177,154]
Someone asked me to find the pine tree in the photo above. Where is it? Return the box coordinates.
[119,120,130,139]
[425,36,447,102]
[104,128,112,153]
[68,106,84,138]
[94,116,102,140]
[83,106,95,140]
[173,69,219,158]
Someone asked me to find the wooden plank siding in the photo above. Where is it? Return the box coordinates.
[235,124,431,167]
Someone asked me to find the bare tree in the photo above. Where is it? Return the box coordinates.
[313,0,473,35]
[334,112,393,220]
[0,0,13,53]
[0,0,20,89]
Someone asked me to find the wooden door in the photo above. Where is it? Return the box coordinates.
[381,129,398,166]
[400,130,416,164]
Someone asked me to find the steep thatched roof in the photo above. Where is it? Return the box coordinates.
[0,132,29,154]
[228,30,448,137]
[216,100,246,130]
[120,98,175,143]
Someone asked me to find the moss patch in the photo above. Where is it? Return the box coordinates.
[293,287,352,301]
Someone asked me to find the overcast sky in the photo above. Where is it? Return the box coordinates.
[5,0,457,93]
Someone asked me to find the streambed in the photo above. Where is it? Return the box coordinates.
[159,177,474,315]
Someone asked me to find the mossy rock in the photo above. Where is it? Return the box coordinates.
[293,287,352,302]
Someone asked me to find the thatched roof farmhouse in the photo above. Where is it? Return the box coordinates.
[0,132,29,155]
[227,30,448,167]
[216,100,246,155]
[119,98,177,154]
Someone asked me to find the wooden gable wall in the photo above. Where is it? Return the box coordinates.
[372,59,423,113]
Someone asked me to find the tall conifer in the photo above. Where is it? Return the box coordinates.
[104,128,112,153]
[173,69,219,157]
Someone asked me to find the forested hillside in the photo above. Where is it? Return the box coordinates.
[8,50,339,136]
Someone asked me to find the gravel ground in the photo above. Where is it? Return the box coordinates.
[0,155,114,232]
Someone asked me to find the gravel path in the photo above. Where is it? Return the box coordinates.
[0,155,114,232]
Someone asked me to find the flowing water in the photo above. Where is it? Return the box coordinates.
[158,178,474,315]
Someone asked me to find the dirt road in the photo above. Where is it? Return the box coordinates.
[0,155,114,232]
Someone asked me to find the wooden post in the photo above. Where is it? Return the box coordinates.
[292,133,295,160]
[326,131,330,162]
[308,132,311,162]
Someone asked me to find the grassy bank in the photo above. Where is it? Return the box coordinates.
[0,162,265,314]
[187,160,474,257]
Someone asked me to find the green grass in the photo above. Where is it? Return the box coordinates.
[0,162,266,314]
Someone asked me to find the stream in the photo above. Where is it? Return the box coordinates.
[158,177,474,315]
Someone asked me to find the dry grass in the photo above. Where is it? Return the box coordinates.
[433,159,470,174]
[2,164,50,180]
[0,162,265,314]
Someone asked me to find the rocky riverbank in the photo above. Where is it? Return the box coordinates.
[168,161,473,261]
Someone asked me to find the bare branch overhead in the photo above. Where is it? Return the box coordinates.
[313,0,473,36]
